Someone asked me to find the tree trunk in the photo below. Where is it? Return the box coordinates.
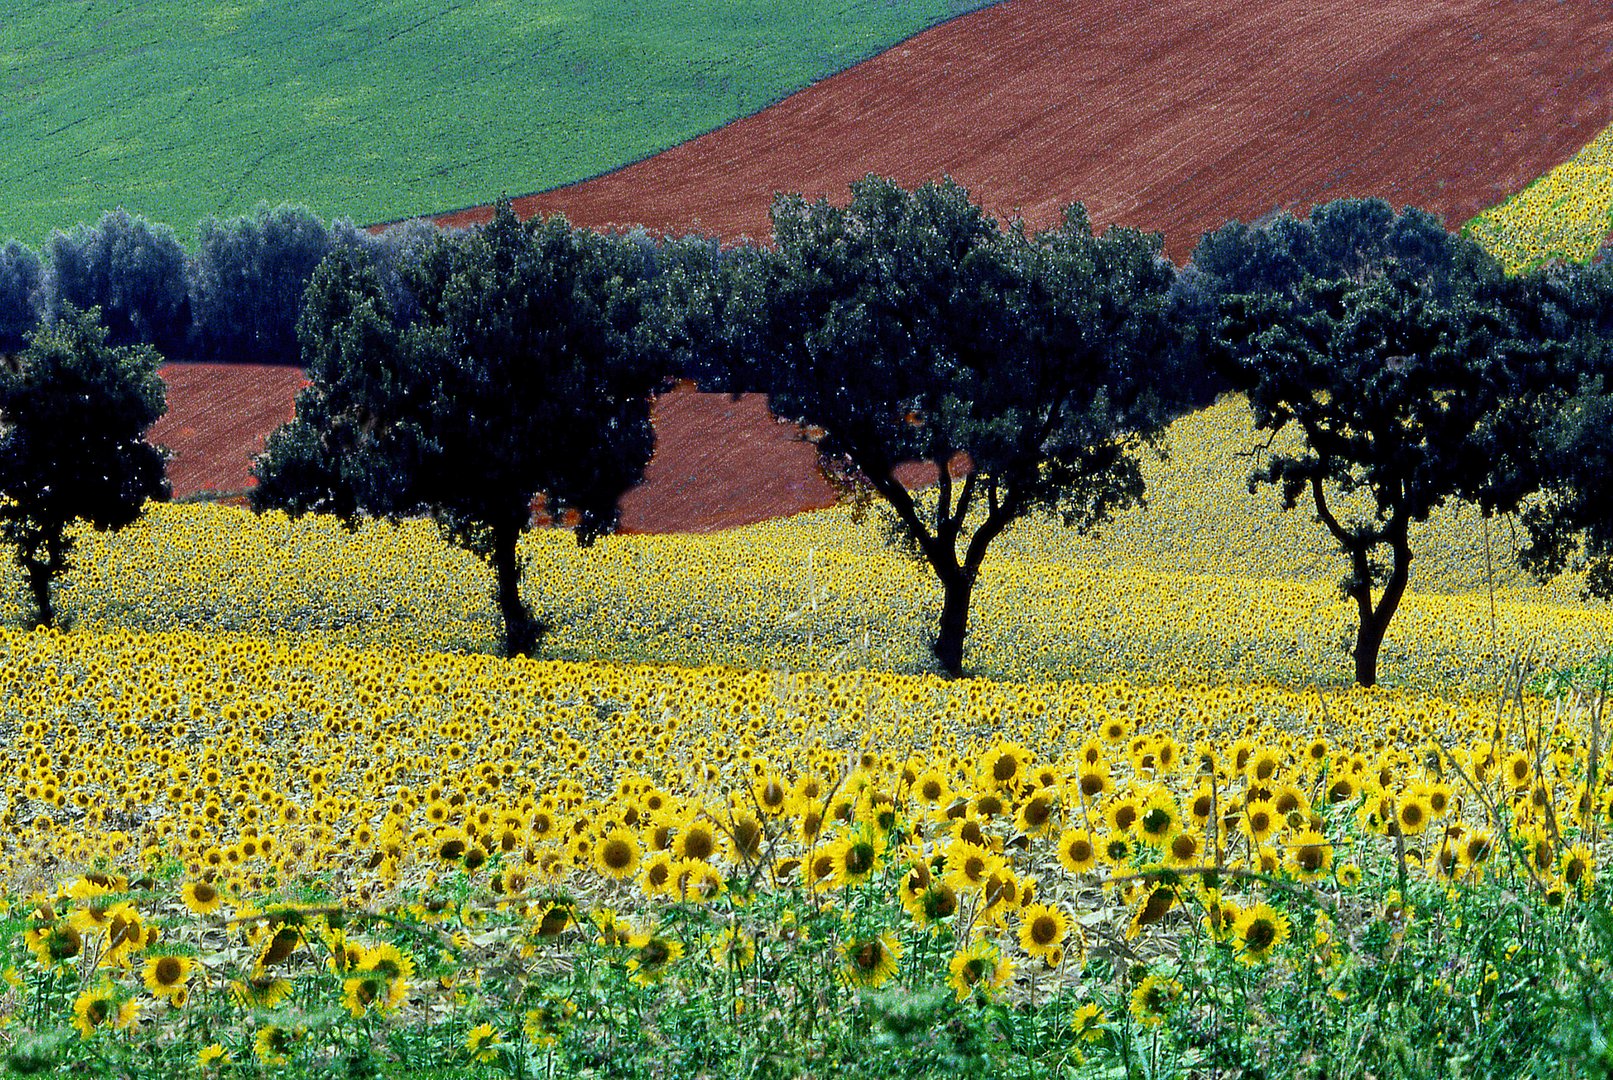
[23,556,54,630]
[931,567,975,678]
[490,524,543,659]
[1353,607,1388,688]
[1351,532,1412,688]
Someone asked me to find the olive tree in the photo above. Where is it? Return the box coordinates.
[253,201,669,657]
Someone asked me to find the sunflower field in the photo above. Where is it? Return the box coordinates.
[2,385,1612,1077]
[1464,122,1613,273]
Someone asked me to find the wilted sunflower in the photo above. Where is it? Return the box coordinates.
[1126,886,1177,940]
[947,940,1011,1002]
[840,930,902,989]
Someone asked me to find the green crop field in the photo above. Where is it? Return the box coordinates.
[0,0,998,244]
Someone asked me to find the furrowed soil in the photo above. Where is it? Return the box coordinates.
[153,364,307,500]
[165,0,1613,528]
[431,0,1613,261]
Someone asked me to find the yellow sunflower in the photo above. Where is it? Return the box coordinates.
[1017,902,1072,963]
[72,983,138,1039]
[1234,902,1290,965]
[594,828,641,880]
[1056,828,1098,875]
[947,940,1012,1002]
[840,930,902,989]
[142,954,194,1005]
[627,930,685,986]
[1129,973,1181,1029]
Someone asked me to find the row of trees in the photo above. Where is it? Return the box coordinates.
[4,180,1612,686]
[0,206,439,363]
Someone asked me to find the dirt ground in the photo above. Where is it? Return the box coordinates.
[167,0,1613,525]
[159,371,962,531]
[432,0,1613,261]
[152,364,307,499]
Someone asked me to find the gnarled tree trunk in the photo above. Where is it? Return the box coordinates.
[490,523,544,658]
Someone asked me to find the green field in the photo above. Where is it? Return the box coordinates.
[0,0,998,245]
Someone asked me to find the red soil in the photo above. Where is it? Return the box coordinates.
[159,368,962,532]
[614,384,967,534]
[153,364,307,499]
[431,0,1613,262]
[174,0,1613,527]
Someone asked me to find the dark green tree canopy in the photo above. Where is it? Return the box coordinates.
[1195,199,1526,686]
[188,204,332,365]
[1508,261,1613,597]
[0,305,169,628]
[42,209,190,357]
[743,176,1185,675]
[0,240,42,354]
[253,201,670,657]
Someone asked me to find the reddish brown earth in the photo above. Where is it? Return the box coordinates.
[153,364,307,499]
[173,0,1613,526]
[431,0,1613,262]
[160,369,963,531]
[614,385,967,534]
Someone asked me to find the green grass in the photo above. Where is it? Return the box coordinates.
[0,0,1000,246]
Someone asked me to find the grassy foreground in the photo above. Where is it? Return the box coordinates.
[0,0,998,244]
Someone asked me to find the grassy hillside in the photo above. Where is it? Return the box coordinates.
[0,0,999,244]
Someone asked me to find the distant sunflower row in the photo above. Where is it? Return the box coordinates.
[1466,123,1613,273]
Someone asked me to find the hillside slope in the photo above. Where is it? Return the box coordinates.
[434,0,1613,261]
[0,0,999,244]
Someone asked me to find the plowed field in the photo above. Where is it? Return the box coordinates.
[432,0,1613,261]
[152,364,307,499]
[158,373,962,531]
[165,0,1613,526]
